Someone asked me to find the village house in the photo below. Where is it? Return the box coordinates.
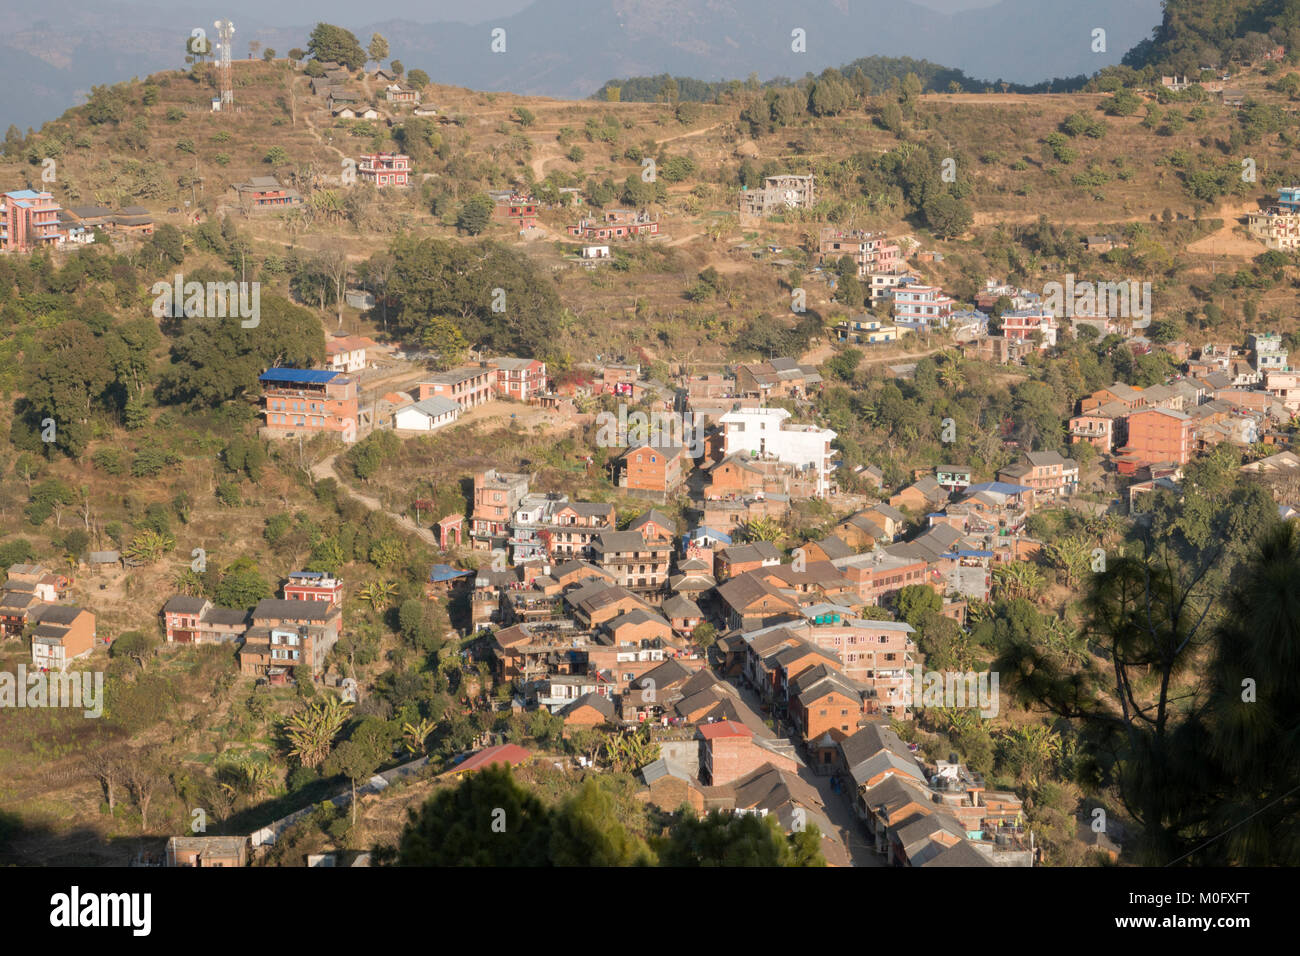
[0,190,61,252]
[357,153,410,188]
[892,284,954,331]
[718,407,837,497]
[237,598,341,682]
[235,176,304,211]
[1119,407,1195,469]
[591,530,674,600]
[734,358,823,401]
[486,357,548,402]
[29,605,96,672]
[547,502,618,561]
[259,369,358,443]
[166,836,248,867]
[818,227,902,277]
[160,596,250,644]
[416,366,495,409]
[490,193,539,230]
[1000,308,1058,349]
[393,395,461,432]
[716,541,782,580]
[997,451,1078,499]
[471,469,532,550]
[325,333,376,373]
[567,208,658,240]
[613,442,687,497]
[738,174,816,217]
[383,83,421,104]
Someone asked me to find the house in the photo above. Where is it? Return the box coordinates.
[787,665,865,742]
[567,208,658,240]
[996,450,1077,498]
[716,572,801,631]
[890,476,949,514]
[444,743,532,776]
[259,369,358,443]
[716,542,782,580]
[283,571,345,606]
[472,469,531,548]
[237,599,342,681]
[698,721,799,785]
[735,358,823,401]
[1121,407,1195,468]
[818,228,902,277]
[1248,188,1300,250]
[591,530,673,599]
[491,193,539,230]
[1000,308,1058,349]
[393,395,462,432]
[717,407,836,497]
[614,443,686,496]
[112,206,154,236]
[486,357,547,402]
[160,596,249,644]
[935,465,972,492]
[0,190,61,252]
[325,334,376,373]
[661,593,704,636]
[892,284,954,331]
[383,83,421,104]
[29,605,96,671]
[1222,88,1246,108]
[834,314,901,345]
[333,105,380,120]
[358,152,410,188]
[235,176,304,211]
[166,836,248,867]
[558,691,617,727]
[415,366,494,409]
[738,174,815,217]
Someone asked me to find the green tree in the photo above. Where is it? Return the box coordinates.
[307,23,366,70]
[655,809,825,866]
[367,34,389,66]
[456,194,494,235]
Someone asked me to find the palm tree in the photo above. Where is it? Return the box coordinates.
[358,579,397,611]
[402,718,435,756]
[992,561,1044,601]
[284,695,352,768]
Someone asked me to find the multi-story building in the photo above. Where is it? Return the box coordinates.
[735,358,823,401]
[547,502,617,560]
[1,190,61,252]
[717,407,837,497]
[259,369,358,443]
[486,357,547,401]
[415,366,494,409]
[1248,331,1289,372]
[238,599,342,681]
[739,174,815,217]
[1122,407,1195,466]
[160,596,250,644]
[509,494,568,565]
[490,193,538,230]
[1248,187,1300,250]
[997,451,1078,498]
[892,284,954,331]
[358,153,410,187]
[818,228,902,276]
[1069,402,1128,452]
[283,571,344,606]
[29,605,96,672]
[472,469,531,549]
[1000,308,1058,349]
[567,209,658,240]
[834,315,902,345]
[615,443,687,496]
[591,530,673,599]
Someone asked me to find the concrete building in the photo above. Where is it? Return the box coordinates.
[259,369,358,443]
[718,407,836,497]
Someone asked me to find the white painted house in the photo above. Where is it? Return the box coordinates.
[717,406,837,497]
[393,396,462,432]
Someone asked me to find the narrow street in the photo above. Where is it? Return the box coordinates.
[724,675,884,867]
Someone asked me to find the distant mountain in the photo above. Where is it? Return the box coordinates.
[2,0,1162,131]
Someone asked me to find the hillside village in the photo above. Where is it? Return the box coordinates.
[1,11,1299,873]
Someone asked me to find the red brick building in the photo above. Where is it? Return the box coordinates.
[259,369,358,443]
[1122,407,1194,466]
[358,153,410,187]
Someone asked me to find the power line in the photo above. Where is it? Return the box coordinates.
[1164,782,1300,866]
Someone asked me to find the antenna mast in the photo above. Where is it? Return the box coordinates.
[215,19,235,107]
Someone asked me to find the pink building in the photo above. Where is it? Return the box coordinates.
[892,284,954,331]
[487,357,547,401]
[1,190,61,252]
[819,228,902,276]
[358,153,411,188]
[283,571,344,607]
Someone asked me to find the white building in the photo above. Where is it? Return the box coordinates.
[393,396,462,432]
[717,407,837,497]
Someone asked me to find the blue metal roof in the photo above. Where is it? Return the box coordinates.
[964,481,1032,496]
[259,368,340,384]
[429,563,473,583]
